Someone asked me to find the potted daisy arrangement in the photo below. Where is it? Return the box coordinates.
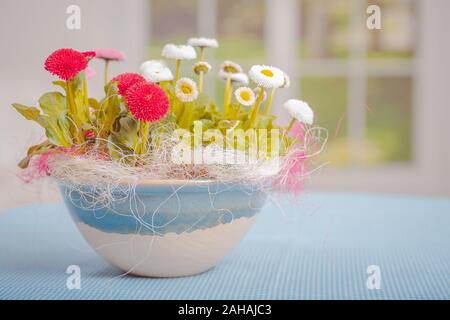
[13,38,326,277]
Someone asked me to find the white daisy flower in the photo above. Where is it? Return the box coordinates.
[140,59,167,69]
[253,87,267,102]
[220,60,243,75]
[281,72,290,88]
[230,73,249,86]
[161,44,196,60]
[234,87,256,106]
[175,77,198,102]
[187,37,219,48]
[139,60,173,82]
[218,70,249,86]
[220,61,245,114]
[248,65,285,88]
[283,99,314,125]
[193,61,212,75]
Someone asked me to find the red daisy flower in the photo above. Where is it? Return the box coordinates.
[125,82,169,122]
[111,73,146,96]
[44,48,88,81]
[82,51,96,61]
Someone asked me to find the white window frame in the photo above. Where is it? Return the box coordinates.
[150,0,450,195]
[265,0,449,195]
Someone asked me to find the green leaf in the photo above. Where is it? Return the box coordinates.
[192,104,206,120]
[57,111,72,146]
[52,80,67,90]
[81,123,94,130]
[196,92,210,108]
[114,117,139,150]
[17,141,52,169]
[98,83,121,137]
[199,119,214,130]
[107,116,141,160]
[107,135,123,161]
[88,98,100,110]
[73,88,89,124]
[40,115,71,147]
[42,117,60,146]
[38,92,66,116]
[12,103,41,121]
[119,117,139,149]
[170,99,183,119]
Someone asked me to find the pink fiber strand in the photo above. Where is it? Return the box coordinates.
[272,123,308,194]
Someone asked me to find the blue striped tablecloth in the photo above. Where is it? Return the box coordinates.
[0,192,449,300]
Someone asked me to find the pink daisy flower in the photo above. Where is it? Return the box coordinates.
[94,48,126,61]
[82,51,96,61]
[125,82,169,122]
[111,73,146,96]
[44,48,88,81]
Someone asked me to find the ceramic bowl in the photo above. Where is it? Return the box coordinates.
[60,180,266,277]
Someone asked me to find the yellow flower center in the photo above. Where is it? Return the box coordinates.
[224,65,238,73]
[194,64,208,74]
[261,69,274,77]
[240,91,251,102]
[181,84,193,94]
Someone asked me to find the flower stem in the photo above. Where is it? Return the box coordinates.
[249,87,265,128]
[285,118,296,135]
[199,47,205,61]
[232,105,240,119]
[264,87,276,115]
[175,59,181,81]
[224,77,231,115]
[180,102,194,130]
[83,74,90,120]
[137,121,150,154]
[66,80,83,144]
[104,60,110,86]
[198,48,205,93]
[198,71,204,93]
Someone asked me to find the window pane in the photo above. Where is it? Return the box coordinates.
[367,0,416,59]
[366,77,412,163]
[301,77,349,166]
[300,0,350,59]
[149,0,197,57]
[217,0,265,60]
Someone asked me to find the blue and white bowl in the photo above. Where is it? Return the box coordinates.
[60,180,266,277]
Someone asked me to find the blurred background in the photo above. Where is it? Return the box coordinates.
[0,0,449,210]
